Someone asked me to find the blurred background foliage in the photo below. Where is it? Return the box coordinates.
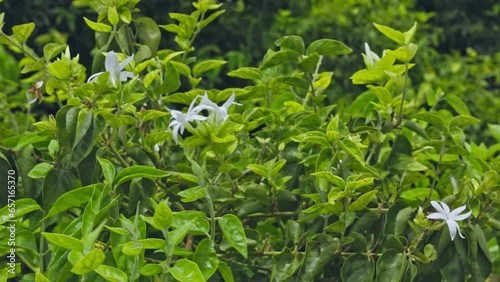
[1,0,500,144]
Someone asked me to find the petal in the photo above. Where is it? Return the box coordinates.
[87,72,104,82]
[35,81,43,88]
[364,42,371,56]
[119,53,134,70]
[222,93,236,109]
[449,204,467,217]
[105,51,119,73]
[453,210,472,221]
[119,71,136,81]
[430,201,447,215]
[426,212,446,220]
[446,220,459,241]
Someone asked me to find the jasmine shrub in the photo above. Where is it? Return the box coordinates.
[0,1,498,281]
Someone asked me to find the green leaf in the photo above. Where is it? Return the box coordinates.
[97,157,115,185]
[445,94,470,116]
[404,22,418,44]
[217,262,234,282]
[306,39,352,56]
[400,188,439,203]
[12,23,35,44]
[373,23,405,45]
[154,201,173,230]
[83,17,112,32]
[137,17,161,55]
[170,259,205,282]
[35,272,50,282]
[475,170,498,194]
[403,120,429,139]
[71,248,106,275]
[310,171,345,189]
[386,44,418,63]
[95,265,128,282]
[291,131,330,147]
[120,239,165,249]
[411,111,445,127]
[350,69,387,84]
[227,67,262,81]
[341,254,374,282]
[199,10,226,29]
[44,185,95,219]
[0,198,41,225]
[27,162,53,179]
[114,165,169,186]
[193,59,226,77]
[348,190,378,212]
[389,154,428,171]
[141,264,162,276]
[338,139,364,164]
[48,60,71,80]
[56,106,80,152]
[271,248,304,281]
[194,238,219,280]
[449,115,480,127]
[298,53,320,73]
[42,233,84,252]
[218,214,248,258]
[43,43,67,61]
[70,111,105,167]
[275,35,305,54]
[247,164,268,178]
[376,250,406,281]
[178,186,207,202]
[108,6,119,25]
[261,50,299,69]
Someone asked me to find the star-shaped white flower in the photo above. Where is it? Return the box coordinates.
[167,98,207,144]
[362,42,380,69]
[197,92,242,124]
[87,51,136,85]
[427,201,471,241]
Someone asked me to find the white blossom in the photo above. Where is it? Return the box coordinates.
[427,201,471,241]
[87,51,136,85]
[197,92,242,124]
[167,98,207,144]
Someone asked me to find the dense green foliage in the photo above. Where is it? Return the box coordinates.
[0,0,499,281]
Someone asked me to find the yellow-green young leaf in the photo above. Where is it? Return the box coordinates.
[311,171,345,189]
[306,39,352,56]
[373,23,405,45]
[108,6,119,25]
[42,233,84,252]
[97,157,115,185]
[313,72,333,90]
[48,60,72,80]
[247,164,268,178]
[227,67,262,81]
[141,264,163,276]
[140,109,169,122]
[12,23,35,44]
[120,239,166,249]
[27,162,53,179]
[43,43,67,62]
[114,165,169,186]
[350,69,387,85]
[193,60,227,77]
[95,265,128,282]
[178,186,207,203]
[71,248,106,275]
[348,190,378,212]
[121,245,142,256]
[199,10,226,29]
[385,44,418,63]
[449,115,480,128]
[154,202,173,230]
[389,154,428,171]
[338,139,364,164]
[218,214,248,258]
[35,272,50,282]
[404,22,418,45]
[170,259,205,282]
[444,94,470,116]
[217,262,234,282]
[118,7,132,24]
[83,17,112,32]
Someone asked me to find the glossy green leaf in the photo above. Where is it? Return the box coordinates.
[0,198,41,225]
[193,60,227,77]
[35,272,50,282]
[44,185,95,219]
[338,139,364,164]
[306,39,352,56]
[71,248,106,275]
[389,154,428,171]
[218,214,248,258]
[141,264,163,276]
[95,265,128,282]
[311,171,345,189]
[227,67,262,81]
[449,115,480,127]
[247,164,268,178]
[83,17,112,32]
[411,111,444,127]
[373,23,405,45]
[97,157,115,185]
[341,254,374,282]
[178,186,207,202]
[170,259,205,282]
[275,35,305,54]
[114,165,168,186]
[108,6,119,25]
[194,239,219,280]
[376,250,406,281]
[42,233,84,252]
[217,262,234,282]
[154,201,173,230]
[445,94,470,116]
[261,50,298,69]
[56,106,80,151]
[271,248,304,281]
[43,43,67,61]
[348,190,378,212]
[12,23,35,44]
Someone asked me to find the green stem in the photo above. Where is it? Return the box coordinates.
[0,31,40,60]
[39,220,46,273]
[396,61,409,126]
[205,193,216,241]
[181,11,206,61]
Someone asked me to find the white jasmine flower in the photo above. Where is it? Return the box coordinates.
[26,81,43,105]
[87,51,136,85]
[363,42,380,69]
[167,98,207,144]
[198,92,242,124]
[427,201,471,241]
[153,144,160,152]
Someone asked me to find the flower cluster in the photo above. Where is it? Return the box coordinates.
[167,93,241,144]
